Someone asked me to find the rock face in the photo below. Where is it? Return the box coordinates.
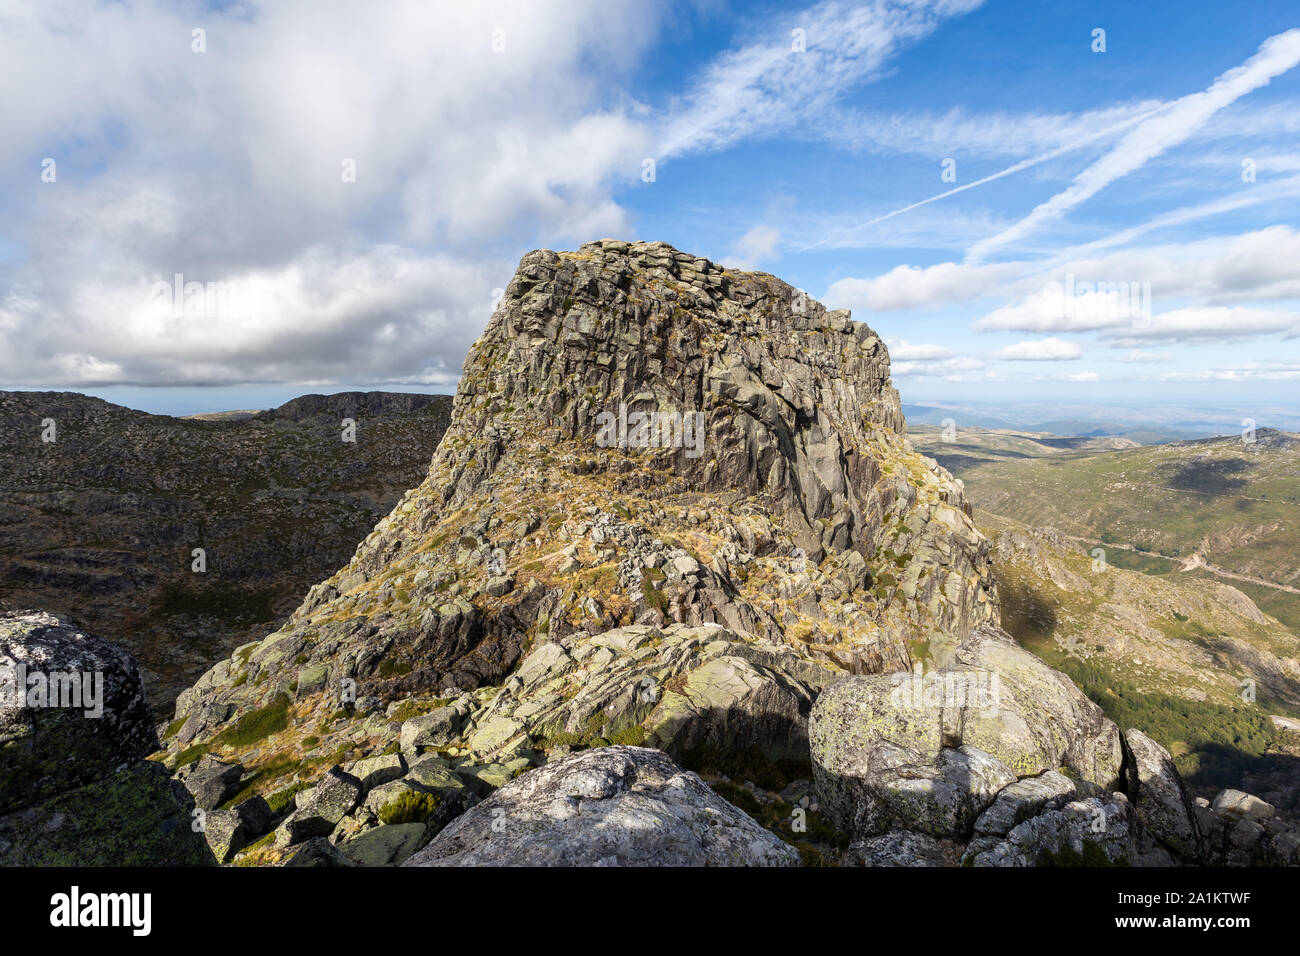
[806,625,1236,866]
[0,609,157,812]
[0,390,452,708]
[139,240,1295,868]
[455,622,834,767]
[810,626,1123,841]
[404,746,799,866]
[0,610,211,865]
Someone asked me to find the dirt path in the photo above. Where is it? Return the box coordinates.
[1057,532,1300,596]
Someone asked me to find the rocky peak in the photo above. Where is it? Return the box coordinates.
[161,243,1000,850]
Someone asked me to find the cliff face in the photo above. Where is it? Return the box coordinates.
[169,241,994,758]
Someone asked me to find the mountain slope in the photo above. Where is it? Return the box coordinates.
[0,390,452,707]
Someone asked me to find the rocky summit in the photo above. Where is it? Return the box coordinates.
[6,241,1295,867]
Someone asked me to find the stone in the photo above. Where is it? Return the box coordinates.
[201,797,272,864]
[965,796,1141,867]
[349,753,407,793]
[282,836,356,867]
[405,746,798,866]
[339,822,430,866]
[811,628,1124,838]
[1212,789,1274,822]
[0,610,158,814]
[973,770,1076,836]
[400,707,463,756]
[1125,728,1202,861]
[843,830,964,867]
[176,756,245,811]
[276,767,361,846]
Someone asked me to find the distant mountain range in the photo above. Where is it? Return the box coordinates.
[903,402,1300,445]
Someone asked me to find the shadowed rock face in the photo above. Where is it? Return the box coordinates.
[0,608,158,813]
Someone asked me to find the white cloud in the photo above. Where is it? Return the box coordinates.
[991,337,1084,361]
[825,261,1022,312]
[722,225,781,270]
[656,0,984,158]
[886,338,954,360]
[0,0,993,389]
[891,356,985,378]
[1106,307,1300,345]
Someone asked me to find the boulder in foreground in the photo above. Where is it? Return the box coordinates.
[404,745,799,866]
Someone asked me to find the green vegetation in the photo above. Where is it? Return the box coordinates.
[1047,654,1279,794]
[217,693,292,748]
[1037,839,1129,867]
[641,567,668,615]
[377,790,442,825]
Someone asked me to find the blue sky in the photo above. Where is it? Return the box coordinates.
[1,0,1298,420]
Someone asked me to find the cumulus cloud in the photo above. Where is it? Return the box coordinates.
[0,0,983,389]
[885,338,955,360]
[890,356,986,379]
[0,0,668,387]
[1105,307,1300,345]
[722,225,781,270]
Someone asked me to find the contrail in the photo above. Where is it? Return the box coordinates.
[817,104,1170,242]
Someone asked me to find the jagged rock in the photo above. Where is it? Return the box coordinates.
[1124,728,1203,862]
[404,746,799,866]
[348,753,407,792]
[456,623,832,767]
[972,770,1077,836]
[0,609,158,814]
[964,795,1141,867]
[176,756,245,810]
[339,822,430,866]
[168,241,996,770]
[399,704,467,757]
[202,797,272,864]
[282,836,356,867]
[275,766,361,846]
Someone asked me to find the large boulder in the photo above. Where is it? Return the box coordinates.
[810,626,1124,840]
[404,746,799,866]
[0,609,158,813]
[1124,728,1203,862]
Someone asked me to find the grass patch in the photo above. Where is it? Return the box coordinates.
[377,790,442,825]
[217,693,292,748]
